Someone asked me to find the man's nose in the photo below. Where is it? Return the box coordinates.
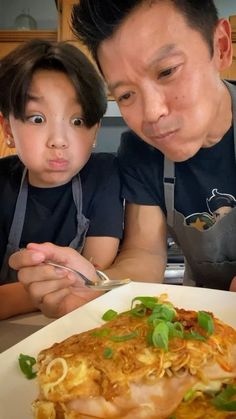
[142,87,169,125]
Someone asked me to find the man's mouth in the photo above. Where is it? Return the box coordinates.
[147,129,179,142]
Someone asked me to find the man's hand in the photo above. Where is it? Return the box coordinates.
[9,243,102,318]
[230,276,236,291]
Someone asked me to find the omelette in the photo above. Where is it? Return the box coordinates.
[32,294,236,418]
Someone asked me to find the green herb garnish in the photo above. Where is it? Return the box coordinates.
[148,303,176,323]
[184,330,206,341]
[131,296,158,310]
[183,387,196,402]
[18,353,37,379]
[168,321,184,339]
[110,331,138,342]
[103,347,113,359]
[198,311,214,335]
[212,385,236,411]
[91,328,111,337]
[152,321,169,351]
[102,309,118,321]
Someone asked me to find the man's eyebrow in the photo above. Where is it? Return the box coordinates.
[147,43,181,68]
[108,43,181,92]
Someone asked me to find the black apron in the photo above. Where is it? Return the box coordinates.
[0,169,89,284]
[164,81,236,290]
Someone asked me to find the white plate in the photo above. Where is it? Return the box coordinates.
[0,282,236,419]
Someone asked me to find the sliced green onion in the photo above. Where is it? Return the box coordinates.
[148,303,176,323]
[184,388,196,402]
[130,305,147,317]
[184,330,206,341]
[198,311,214,335]
[103,347,113,359]
[102,309,118,321]
[152,321,169,351]
[131,296,158,310]
[91,328,111,337]
[110,331,138,342]
[212,385,236,411]
[168,321,184,338]
[18,353,37,379]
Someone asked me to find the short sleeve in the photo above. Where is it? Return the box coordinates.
[117,130,166,210]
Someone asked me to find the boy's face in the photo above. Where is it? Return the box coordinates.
[5,70,98,187]
[97,1,232,162]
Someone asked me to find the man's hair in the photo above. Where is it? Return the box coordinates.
[72,0,219,64]
[0,39,107,127]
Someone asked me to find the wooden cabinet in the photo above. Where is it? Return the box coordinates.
[0,30,57,59]
[221,15,236,80]
[57,0,95,64]
[57,2,236,79]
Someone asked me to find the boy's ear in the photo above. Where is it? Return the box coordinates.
[214,18,233,71]
[0,115,15,147]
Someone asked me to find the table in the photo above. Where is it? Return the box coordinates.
[0,311,54,353]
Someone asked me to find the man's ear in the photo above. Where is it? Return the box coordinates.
[214,18,233,71]
[0,115,15,147]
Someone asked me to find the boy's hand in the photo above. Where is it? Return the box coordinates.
[9,243,102,318]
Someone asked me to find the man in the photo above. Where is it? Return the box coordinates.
[10,0,236,317]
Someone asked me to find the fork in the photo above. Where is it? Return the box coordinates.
[44,261,131,291]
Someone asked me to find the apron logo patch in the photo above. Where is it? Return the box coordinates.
[185,189,236,230]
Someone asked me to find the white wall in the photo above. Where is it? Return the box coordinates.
[0,0,57,29]
[0,1,235,30]
[214,0,236,18]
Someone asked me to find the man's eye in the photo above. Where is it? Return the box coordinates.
[71,117,84,126]
[118,92,132,103]
[158,66,177,79]
[28,115,44,124]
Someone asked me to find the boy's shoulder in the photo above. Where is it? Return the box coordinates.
[0,155,23,176]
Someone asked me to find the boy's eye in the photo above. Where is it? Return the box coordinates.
[28,115,44,124]
[71,117,84,126]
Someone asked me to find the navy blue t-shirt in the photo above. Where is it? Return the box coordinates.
[118,126,235,223]
[0,153,123,282]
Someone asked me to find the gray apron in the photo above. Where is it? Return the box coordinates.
[0,169,89,284]
[164,81,236,290]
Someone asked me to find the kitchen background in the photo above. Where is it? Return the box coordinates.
[0,0,235,153]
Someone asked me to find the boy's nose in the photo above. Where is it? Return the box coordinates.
[47,128,69,149]
[48,141,68,149]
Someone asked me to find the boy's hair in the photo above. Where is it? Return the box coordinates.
[0,39,107,127]
[72,0,219,64]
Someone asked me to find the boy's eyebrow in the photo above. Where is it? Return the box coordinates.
[26,93,43,102]
[107,43,181,92]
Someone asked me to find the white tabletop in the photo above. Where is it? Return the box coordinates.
[0,311,54,353]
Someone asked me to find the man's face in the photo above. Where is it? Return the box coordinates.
[97,2,232,161]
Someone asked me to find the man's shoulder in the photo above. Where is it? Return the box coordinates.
[85,152,117,170]
[118,129,163,163]
[81,152,119,181]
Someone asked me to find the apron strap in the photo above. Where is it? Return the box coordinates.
[163,157,175,227]
[0,167,28,283]
[0,171,89,284]
[69,174,89,250]
[7,167,28,248]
